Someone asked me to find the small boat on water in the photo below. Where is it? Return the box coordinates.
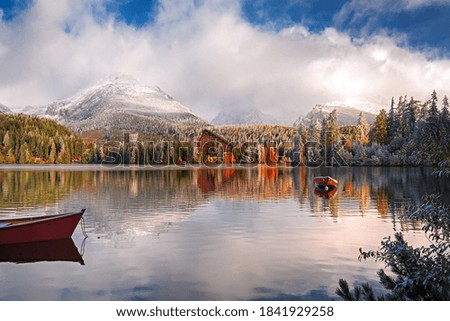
[314,176,338,190]
[0,209,85,245]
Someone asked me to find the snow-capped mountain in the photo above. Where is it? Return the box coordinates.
[211,108,291,126]
[294,103,377,127]
[44,75,208,131]
[0,103,12,114]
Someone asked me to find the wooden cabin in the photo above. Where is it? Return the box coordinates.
[198,129,236,164]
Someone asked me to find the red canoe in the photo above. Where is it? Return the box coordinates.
[0,209,85,245]
[313,176,338,189]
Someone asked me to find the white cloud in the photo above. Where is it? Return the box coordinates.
[0,0,449,121]
[334,0,450,27]
[404,0,450,9]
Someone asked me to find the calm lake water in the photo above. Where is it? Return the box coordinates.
[0,165,448,300]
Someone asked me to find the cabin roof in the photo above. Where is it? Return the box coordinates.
[200,129,230,145]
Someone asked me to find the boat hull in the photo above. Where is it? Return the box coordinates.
[0,210,85,245]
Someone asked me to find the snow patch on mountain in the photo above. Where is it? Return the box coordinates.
[46,75,194,120]
[43,75,207,131]
[294,104,377,127]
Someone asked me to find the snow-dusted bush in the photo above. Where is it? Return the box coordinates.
[433,160,450,177]
[337,194,449,300]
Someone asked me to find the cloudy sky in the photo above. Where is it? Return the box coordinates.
[1,0,450,120]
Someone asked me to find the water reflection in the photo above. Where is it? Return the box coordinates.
[0,166,447,300]
[195,167,294,199]
[0,238,84,265]
[314,187,337,199]
[0,167,443,251]
[0,166,447,227]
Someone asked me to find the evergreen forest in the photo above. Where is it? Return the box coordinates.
[0,113,98,164]
[0,90,448,166]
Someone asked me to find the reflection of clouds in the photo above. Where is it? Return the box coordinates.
[0,166,442,300]
[1,166,446,230]
[62,170,207,241]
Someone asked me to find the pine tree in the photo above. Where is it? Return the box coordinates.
[404,97,420,137]
[387,97,398,141]
[357,112,370,144]
[48,140,56,164]
[439,96,450,160]
[398,95,412,137]
[308,119,321,143]
[418,90,444,165]
[430,90,439,119]
[3,130,10,147]
[321,109,339,149]
[371,109,388,145]
[441,96,450,131]
[18,143,31,164]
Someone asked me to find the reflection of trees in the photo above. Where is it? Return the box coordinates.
[0,170,96,211]
[374,189,389,217]
[295,167,448,222]
[0,166,445,237]
[195,167,295,200]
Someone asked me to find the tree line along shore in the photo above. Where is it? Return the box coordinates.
[1,90,448,166]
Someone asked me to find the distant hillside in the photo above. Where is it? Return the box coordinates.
[0,113,97,164]
[294,104,377,127]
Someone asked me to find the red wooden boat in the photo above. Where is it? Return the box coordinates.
[0,209,85,245]
[313,176,338,190]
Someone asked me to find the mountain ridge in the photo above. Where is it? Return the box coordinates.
[294,104,377,127]
[42,75,208,133]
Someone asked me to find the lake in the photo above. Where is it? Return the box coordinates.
[0,165,448,300]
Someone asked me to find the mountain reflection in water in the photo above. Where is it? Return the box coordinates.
[0,166,447,300]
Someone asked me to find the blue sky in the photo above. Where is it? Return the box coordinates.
[1,0,450,118]
[142,0,450,57]
[2,0,449,56]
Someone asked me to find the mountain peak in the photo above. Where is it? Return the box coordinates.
[45,75,194,122]
[43,75,207,131]
[295,103,377,127]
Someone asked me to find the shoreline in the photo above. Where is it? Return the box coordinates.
[0,163,437,171]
